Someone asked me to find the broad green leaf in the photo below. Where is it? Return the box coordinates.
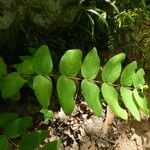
[120,61,137,86]
[41,138,61,150]
[120,87,140,121]
[0,135,8,150]
[2,72,25,99]
[101,83,128,120]
[20,130,49,150]
[19,56,33,61]
[33,75,52,108]
[33,45,53,74]
[4,117,32,138]
[59,49,82,77]
[133,68,145,88]
[13,59,34,74]
[102,53,126,83]
[81,47,100,79]
[40,109,54,122]
[57,75,76,115]
[0,112,18,128]
[10,91,21,101]
[81,79,102,117]
[133,89,149,115]
[0,56,7,76]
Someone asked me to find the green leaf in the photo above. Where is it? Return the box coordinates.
[0,113,18,128]
[20,130,49,150]
[0,56,7,76]
[81,79,102,117]
[13,59,34,74]
[133,89,149,115]
[57,75,76,115]
[19,56,33,61]
[101,83,128,120]
[120,87,140,121]
[40,109,54,122]
[0,135,8,150]
[4,117,32,138]
[10,91,21,101]
[102,53,126,83]
[41,138,61,150]
[2,72,25,99]
[33,45,53,74]
[120,61,137,86]
[59,49,82,77]
[33,75,52,108]
[81,47,100,79]
[133,68,145,88]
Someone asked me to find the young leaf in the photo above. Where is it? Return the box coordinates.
[0,56,7,76]
[59,49,82,77]
[33,75,52,108]
[120,87,140,121]
[33,45,53,74]
[81,47,100,79]
[133,89,149,115]
[120,61,137,86]
[2,72,25,99]
[4,117,32,138]
[102,53,125,83]
[57,75,76,115]
[0,112,18,128]
[20,130,49,150]
[133,68,145,88]
[40,109,54,122]
[41,138,61,150]
[101,83,128,120]
[81,79,102,117]
[0,135,8,150]
[13,59,34,74]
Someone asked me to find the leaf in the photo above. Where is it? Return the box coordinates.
[0,135,8,150]
[40,109,54,122]
[59,49,82,77]
[13,59,34,74]
[102,53,126,83]
[101,83,128,120]
[10,91,21,101]
[33,75,52,108]
[2,72,25,99]
[41,138,61,150]
[4,117,32,138]
[33,45,53,74]
[81,47,100,79]
[0,112,18,128]
[81,79,102,117]
[57,75,76,115]
[20,130,49,150]
[120,87,140,121]
[120,61,137,86]
[0,56,7,76]
[133,68,145,88]
[133,89,149,115]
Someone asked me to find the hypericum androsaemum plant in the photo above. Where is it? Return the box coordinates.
[0,45,149,122]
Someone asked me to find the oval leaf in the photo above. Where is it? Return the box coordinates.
[120,87,140,121]
[0,135,8,150]
[2,72,25,99]
[4,117,32,138]
[59,49,82,77]
[20,130,49,150]
[120,61,137,86]
[81,47,100,79]
[33,75,52,108]
[133,68,145,88]
[0,56,7,76]
[101,83,128,120]
[81,79,102,117]
[133,89,149,115]
[33,45,53,74]
[102,53,126,83]
[57,75,76,115]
